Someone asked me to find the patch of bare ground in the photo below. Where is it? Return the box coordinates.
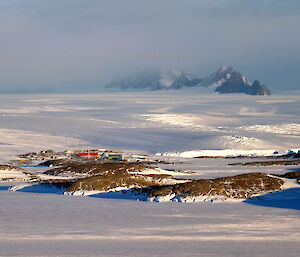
[44,162,150,177]
[147,173,284,200]
[228,160,300,166]
[0,165,24,171]
[0,164,40,182]
[279,170,300,182]
[26,162,294,200]
[38,159,81,167]
[66,169,179,194]
[38,181,76,189]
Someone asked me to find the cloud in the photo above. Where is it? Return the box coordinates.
[0,0,299,92]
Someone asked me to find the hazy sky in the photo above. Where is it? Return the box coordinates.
[0,0,299,93]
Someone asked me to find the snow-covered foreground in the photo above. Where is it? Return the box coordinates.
[0,93,299,256]
[0,187,299,257]
[1,161,300,256]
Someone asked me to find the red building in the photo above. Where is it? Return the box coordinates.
[77,152,99,160]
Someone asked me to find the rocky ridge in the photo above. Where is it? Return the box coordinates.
[147,173,283,202]
[2,161,298,202]
[106,65,271,95]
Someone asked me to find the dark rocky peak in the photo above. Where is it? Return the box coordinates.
[215,74,271,95]
[249,80,271,95]
[215,71,249,94]
[169,72,202,89]
[198,65,235,88]
[228,71,250,84]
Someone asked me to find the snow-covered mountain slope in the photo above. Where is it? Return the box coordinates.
[105,66,271,95]
[198,65,234,88]
[215,71,271,95]
[105,69,202,91]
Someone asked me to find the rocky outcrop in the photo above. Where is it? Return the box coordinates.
[228,160,300,166]
[0,165,36,182]
[39,163,291,201]
[66,170,178,195]
[44,162,150,176]
[279,171,300,183]
[0,165,24,171]
[148,173,283,202]
[59,165,286,201]
[38,159,81,167]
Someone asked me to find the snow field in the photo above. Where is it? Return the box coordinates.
[0,93,299,256]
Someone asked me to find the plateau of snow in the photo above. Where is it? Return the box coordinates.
[0,92,298,156]
[157,149,300,158]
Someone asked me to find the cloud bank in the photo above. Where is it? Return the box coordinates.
[0,0,299,93]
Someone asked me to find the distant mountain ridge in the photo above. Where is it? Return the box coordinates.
[106,66,271,95]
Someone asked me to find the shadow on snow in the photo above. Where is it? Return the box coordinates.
[8,183,67,195]
[3,183,300,210]
[0,186,11,191]
[90,188,148,201]
[287,167,300,172]
[244,187,300,211]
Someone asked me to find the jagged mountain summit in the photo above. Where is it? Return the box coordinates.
[215,70,271,95]
[105,69,202,91]
[198,65,234,88]
[106,66,271,95]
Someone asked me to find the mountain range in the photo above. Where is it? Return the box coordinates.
[105,66,271,95]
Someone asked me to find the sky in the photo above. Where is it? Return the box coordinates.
[0,0,299,93]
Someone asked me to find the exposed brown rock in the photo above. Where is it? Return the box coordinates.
[66,169,175,193]
[45,162,150,176]
[229,160,300,167]
[42,162,288,201]
[0,165,24,171]
[38,159,81,167]
[148,173,283,200]
[281,170,300,179]
[279,170,300,182]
